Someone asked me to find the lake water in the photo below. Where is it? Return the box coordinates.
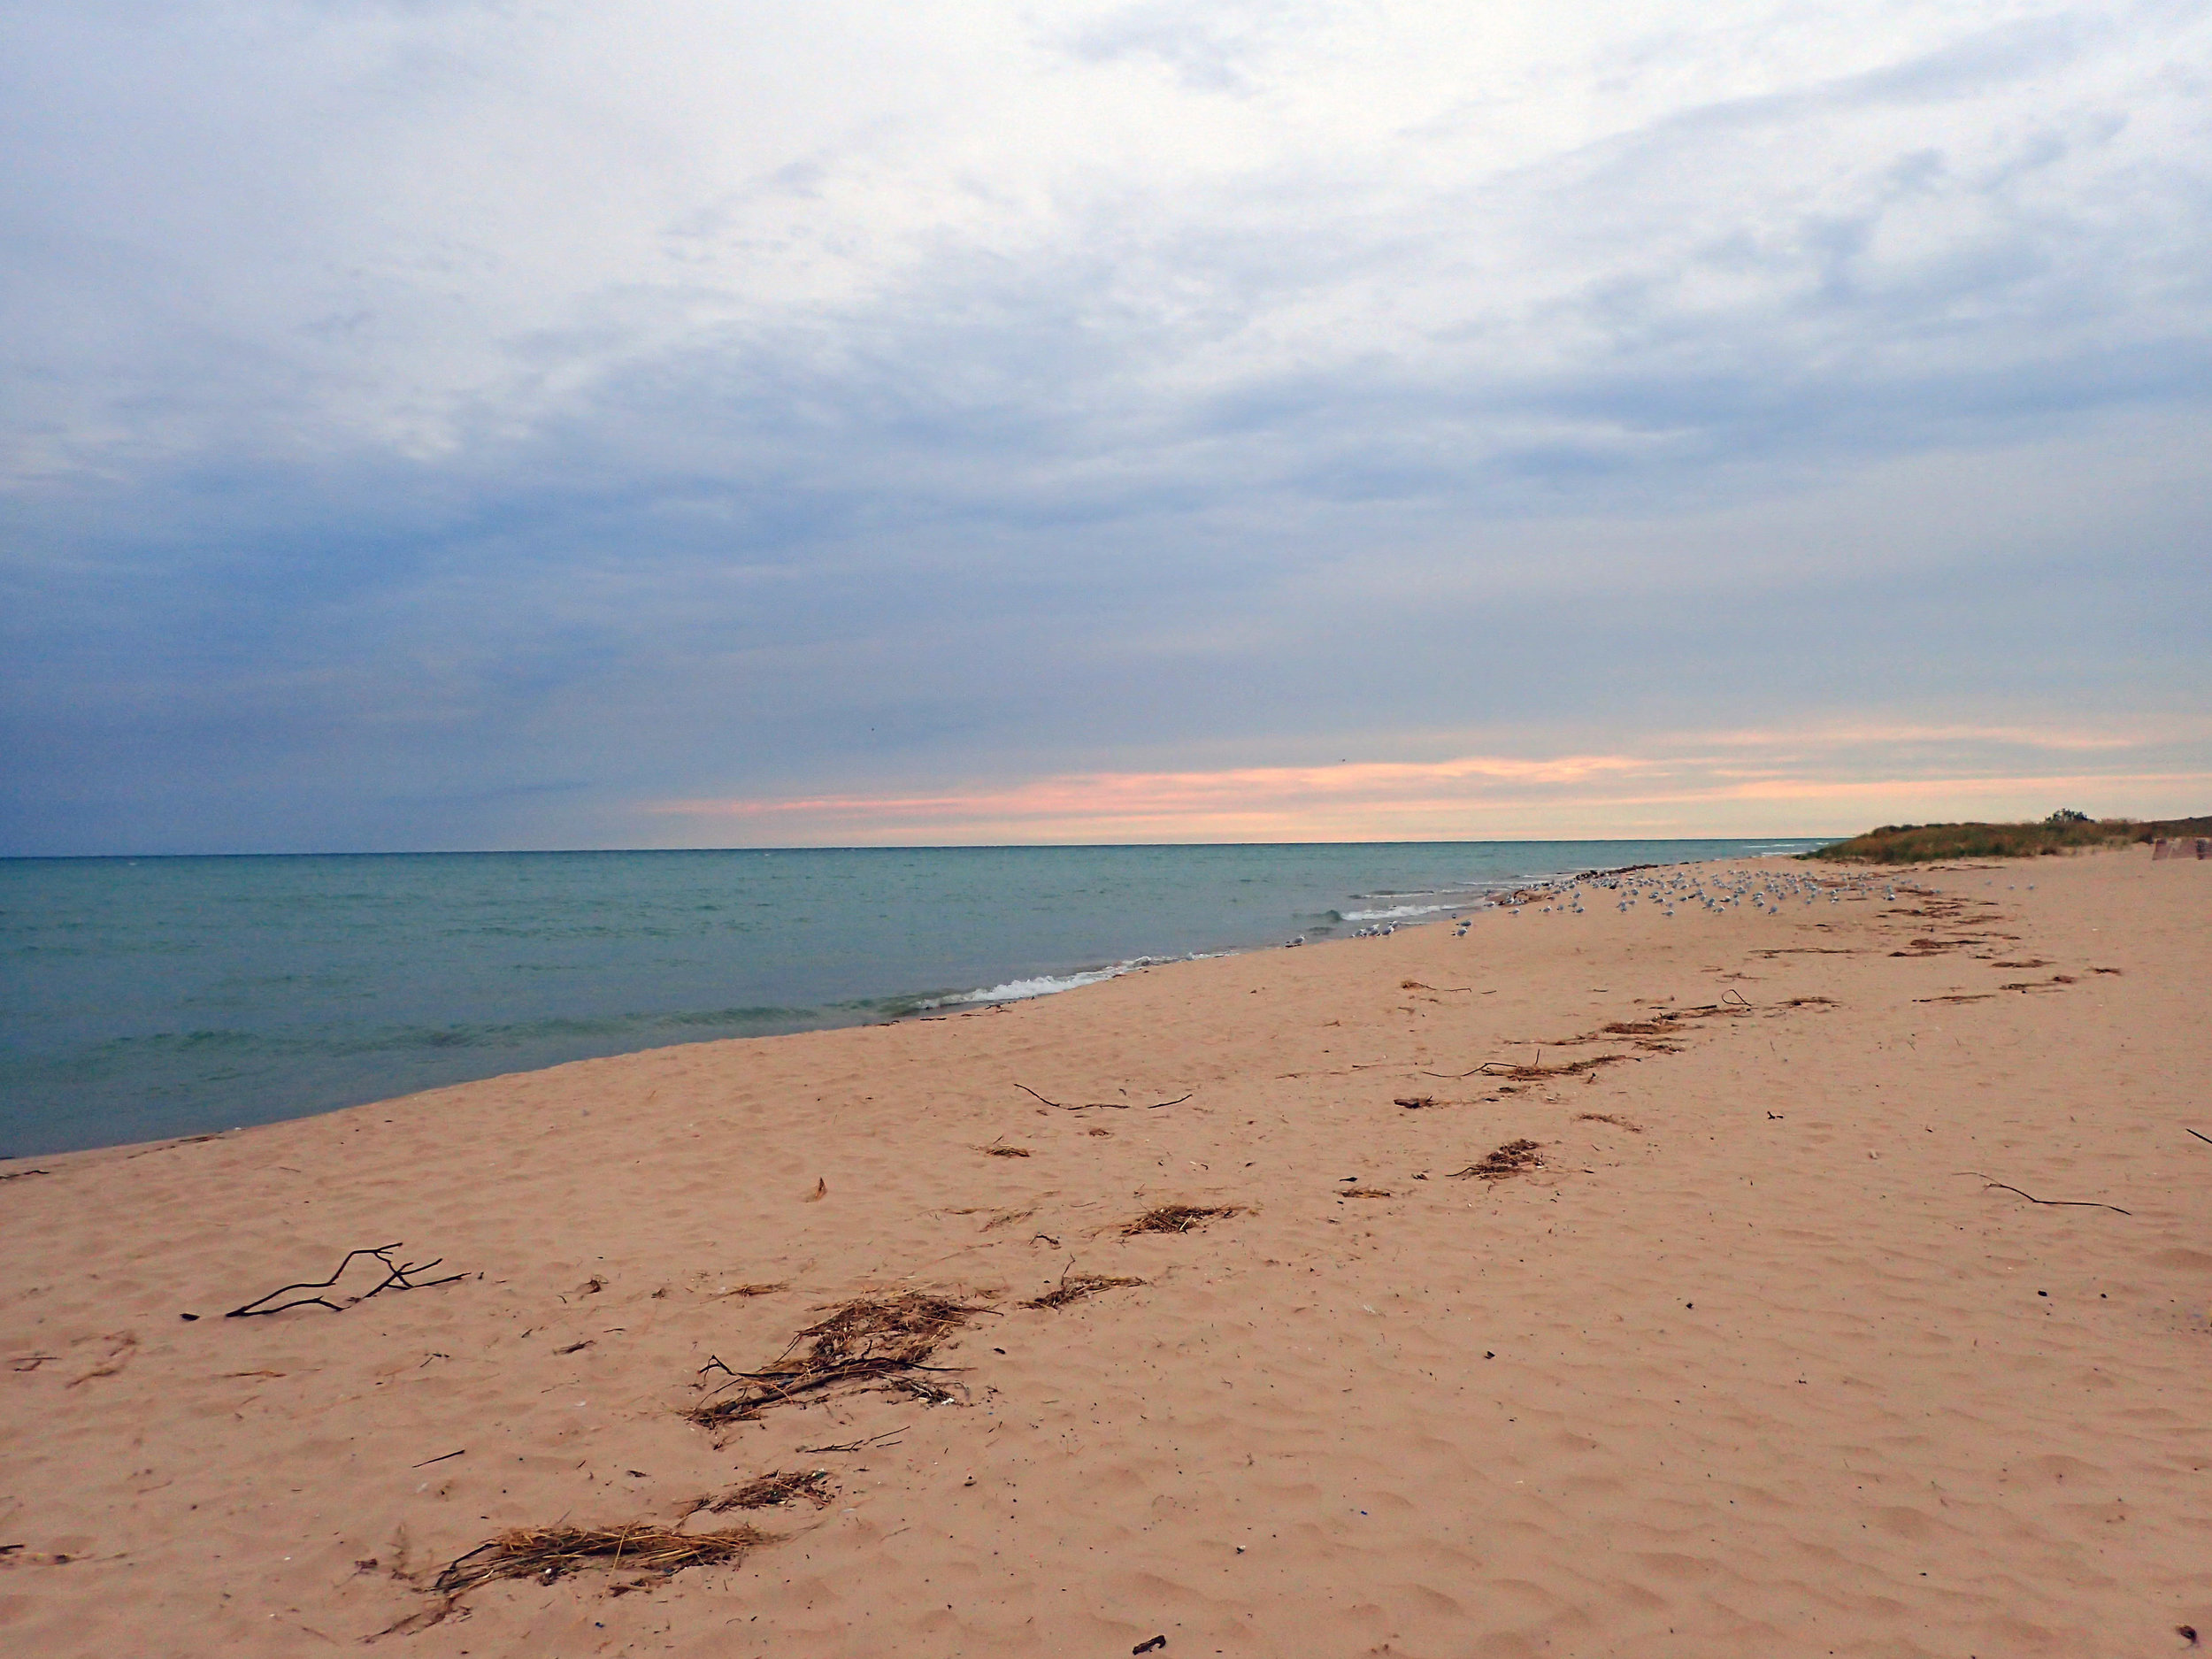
[0,838,1822,1156]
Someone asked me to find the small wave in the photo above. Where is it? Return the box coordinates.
[1338,902,1460,923]
[921,964,1133,1007]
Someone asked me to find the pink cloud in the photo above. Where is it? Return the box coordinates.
[643,726,2212,844]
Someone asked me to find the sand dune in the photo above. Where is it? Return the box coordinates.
[3,847,2208,1656]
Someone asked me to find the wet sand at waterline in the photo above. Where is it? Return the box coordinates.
[3,847,2207,1657]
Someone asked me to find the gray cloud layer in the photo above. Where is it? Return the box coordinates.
[4,0,2208,851]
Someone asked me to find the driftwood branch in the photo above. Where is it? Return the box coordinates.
[1955,1172,2131,1217]
[225,1243,468,1317]
[1014,1084,1192,1112]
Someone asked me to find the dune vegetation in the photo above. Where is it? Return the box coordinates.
[1806,810,2212,864]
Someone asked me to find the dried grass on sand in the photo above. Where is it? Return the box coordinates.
[1118,1203,1240,1235]
[701,1470,834,1512]
[1024,1273,1145,1310]
[433,1523,770,1596]
[1448,1140,1544,1179]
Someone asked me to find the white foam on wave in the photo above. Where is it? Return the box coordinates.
[923,950,1231,1008]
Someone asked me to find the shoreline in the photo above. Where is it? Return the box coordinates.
[0,857,1661,1179]
[3,841,1823,1162]
[0,861,1665,1181]
[4,845,2203,1655]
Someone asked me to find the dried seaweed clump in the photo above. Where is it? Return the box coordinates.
[433,1523,769,1596]
[687,1292,990,1425]
[1024,1273,1145,1310]
[1119,1203,1240,1236]
[979,1144,1033,1157]
[1340,1187,1393,1199]
[705,1469,834,1511]
[1448,1140,1544,1180]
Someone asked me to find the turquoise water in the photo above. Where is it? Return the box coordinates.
[0,839,1821,1156]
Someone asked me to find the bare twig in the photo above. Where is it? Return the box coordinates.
[225,1244,467,1317]
[797,1427,910,1455]
[1955,1172,2131,1216]
[1014,1085,1192,1112]
[1423,1055,1628,1081]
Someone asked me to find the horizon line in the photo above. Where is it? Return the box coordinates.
[0,832,1853,862]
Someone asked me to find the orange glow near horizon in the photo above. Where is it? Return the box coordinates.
[641,724,2212,846]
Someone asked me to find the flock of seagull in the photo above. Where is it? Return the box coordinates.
[1300,862,2055,948]
[1444,864,1893,939]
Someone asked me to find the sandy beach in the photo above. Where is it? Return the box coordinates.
[3,845,2208,1657]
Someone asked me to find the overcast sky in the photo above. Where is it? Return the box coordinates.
[4,0,2208,853]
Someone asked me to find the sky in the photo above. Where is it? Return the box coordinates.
[4,0,2208,854]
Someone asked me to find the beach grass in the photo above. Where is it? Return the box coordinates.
[1805,813,2212,864]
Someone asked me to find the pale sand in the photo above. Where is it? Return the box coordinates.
[3,848,2208,1657]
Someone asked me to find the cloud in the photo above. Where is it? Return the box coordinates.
[1,1,2208,852]
[1053,0,1318,92]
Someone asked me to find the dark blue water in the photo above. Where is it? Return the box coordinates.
[0,839,1822,1156]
